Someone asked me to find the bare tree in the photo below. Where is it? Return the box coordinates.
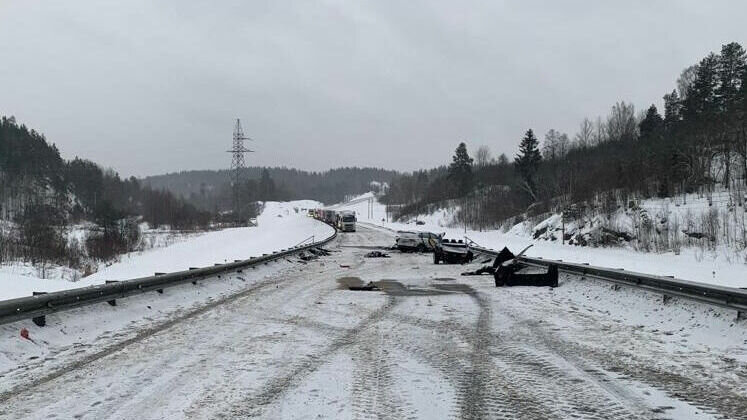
[677,64,699,100]
[574,118,594,149]
[542,129,570,160]
[606,101,637,142]
[474,145,492,167]
[593,116,607,145]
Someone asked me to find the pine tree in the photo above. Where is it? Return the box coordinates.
[717,42,746,112]
[448,142,474,195]
[639,105,664,139]
[682,53,719,120]
[663,89,682,129]
[514,129,541,201]
[716,43,746,187]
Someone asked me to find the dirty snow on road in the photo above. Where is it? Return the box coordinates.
[1,225,745,419]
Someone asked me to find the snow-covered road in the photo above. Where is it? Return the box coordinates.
[0,225,745,419]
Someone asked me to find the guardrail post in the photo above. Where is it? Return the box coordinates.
[105,281,118,306]
[662,294,673,304]
[31,291,47,327]
[738,310,745,322]
[189,267,199,284]
[154,272,165,293]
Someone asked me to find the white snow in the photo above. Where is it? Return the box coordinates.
[0,200,334,300]
[335,195,747,288]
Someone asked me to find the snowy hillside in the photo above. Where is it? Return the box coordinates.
[335,193,747,288]
[0,200,333,300]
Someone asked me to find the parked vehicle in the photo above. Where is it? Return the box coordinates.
[432,238,473,264]
[337,210,356,232]
[395,231,442,252]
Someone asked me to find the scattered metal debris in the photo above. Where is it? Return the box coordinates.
[364,251,390,258]
[348,281,380,291]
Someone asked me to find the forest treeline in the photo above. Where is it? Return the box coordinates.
[143,166,398,210]
[0,116,211,268]
[383,42,747,234]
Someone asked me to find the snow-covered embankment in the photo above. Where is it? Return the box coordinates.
[0,200,333,300]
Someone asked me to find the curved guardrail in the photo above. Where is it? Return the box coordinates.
[470,245,747,314]
[0,226,337,327]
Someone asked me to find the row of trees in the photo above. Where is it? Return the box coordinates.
[384,42,747,235]
[143,166,399,210]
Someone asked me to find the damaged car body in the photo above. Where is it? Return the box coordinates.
[395,231,442,252]
[462,246,559,287]
[432,238,474,264]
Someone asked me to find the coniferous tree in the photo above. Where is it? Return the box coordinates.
[514,129,541,201]
[717,42,746,185]
[663,90,682,129]
[639,105,665,139]
[448,142,474,195]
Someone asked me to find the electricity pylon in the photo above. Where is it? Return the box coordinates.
[227,119,253,220]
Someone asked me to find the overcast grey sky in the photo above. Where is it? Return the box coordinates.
[1,1,745,177]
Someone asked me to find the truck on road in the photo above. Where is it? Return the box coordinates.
[337,210,357,232]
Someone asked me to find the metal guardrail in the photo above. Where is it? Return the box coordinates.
[470,245,747,314]
[0,227,337,327]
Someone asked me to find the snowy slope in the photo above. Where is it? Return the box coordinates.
[335,195,747,288]
[0,200,333,300]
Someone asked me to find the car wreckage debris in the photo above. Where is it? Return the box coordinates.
[461,246,559,288]
[364,251,390,258]
[348,281,381,291]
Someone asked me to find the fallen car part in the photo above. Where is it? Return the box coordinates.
[349,281,380,291]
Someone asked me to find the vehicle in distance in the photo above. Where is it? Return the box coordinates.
[432,238,474,264]
[395,231,442,252]
[337,210,357,232]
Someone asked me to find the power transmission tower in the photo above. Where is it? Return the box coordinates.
[227,119,253,221]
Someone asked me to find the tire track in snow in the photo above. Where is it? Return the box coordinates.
[495,288,747,419]
[219,296,402,418]
[389,303,652,419]
[0,274,284,405]
[349,297,416,420]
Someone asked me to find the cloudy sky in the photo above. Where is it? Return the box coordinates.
[1,1,745,177]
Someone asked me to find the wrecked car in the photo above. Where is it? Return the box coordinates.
[491,246,558,287]
[395,231,442,252]
[461,246,559,287]
[432,238,474,264]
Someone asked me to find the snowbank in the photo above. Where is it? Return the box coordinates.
[336,195,747,288]
[0,200,333,300]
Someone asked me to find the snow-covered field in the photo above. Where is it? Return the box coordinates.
[0,200,333,300]
[335,193,747,288]
[0,226,743,419]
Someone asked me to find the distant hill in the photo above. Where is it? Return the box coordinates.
[142,166,399,206]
